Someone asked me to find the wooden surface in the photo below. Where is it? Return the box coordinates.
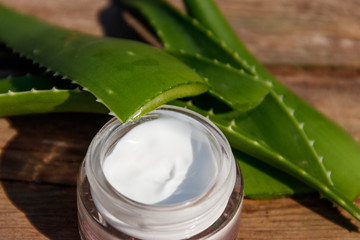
[0,0,360,239]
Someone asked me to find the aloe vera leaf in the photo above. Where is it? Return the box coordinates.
[184,0,360,201]
[0,74,76,93]
[174,99,360,220]
[183,0,255,63]
[168,99,312,198]
[0,87,107,116]
[0,74,107,116]
[118,0,322,198]
[0,4,207,122]
[117,0,255,76]
[122,0,360,219]
[234,150,312,199]
[118,0,319,195]
[169,50,271,111]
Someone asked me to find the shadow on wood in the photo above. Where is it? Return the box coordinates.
[292,194,360,232]
[0,114,109,185]
[0,113,110,239]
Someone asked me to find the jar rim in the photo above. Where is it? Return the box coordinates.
[84,105,243,239]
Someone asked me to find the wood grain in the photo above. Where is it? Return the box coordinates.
[0,181,359,240]
[0,0,359,239]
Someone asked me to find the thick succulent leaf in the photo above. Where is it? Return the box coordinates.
[118,0,313,197]
[0,4,207,122]
[0,74,76,93]
[117,0,304,198]
[185,0,360,202]
[234,150,312,199]
[174,99,360,220]
[0,75,107,116]
[170,50,271,111]
[183,0,255,63]
[119,0,360,220]
[117,0,255,75]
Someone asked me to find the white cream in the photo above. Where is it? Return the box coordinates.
[80,107,242,240]
[102,114,217,205]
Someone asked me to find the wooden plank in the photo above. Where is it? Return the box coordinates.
[0,181,359,239]
[0,0,359,66]
[239,195,360,239]
[0,114,110,185]
[0,0,359,238]
[0,181,78,240]
[212,0,360,67]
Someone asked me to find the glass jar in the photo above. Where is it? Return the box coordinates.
[77,105,244,240]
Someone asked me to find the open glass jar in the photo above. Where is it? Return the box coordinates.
[77,106,244,240]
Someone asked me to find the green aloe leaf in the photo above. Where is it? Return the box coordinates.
[117,0,254,75]
[0,4,207,122]
[0,75,107,116]
[234,150,312,199]
[117,0,304,198]
[184,0,360,202]
[118,0,360,220]
[0,74,77,93]
[174,99,360,220]
[169,50,271,111]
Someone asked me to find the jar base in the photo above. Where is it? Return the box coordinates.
[77,162,243,240]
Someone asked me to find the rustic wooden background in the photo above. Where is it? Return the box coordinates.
[0,0,359,239]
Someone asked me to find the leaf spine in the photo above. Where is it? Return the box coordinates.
[156,30,163,36]
[288,108,295,116]
[278,95,284,102]
[265,81,273,87]
[126,51,135,56]
[191,18,199,25]
[251,65,256,72]
[186,99,193,106]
